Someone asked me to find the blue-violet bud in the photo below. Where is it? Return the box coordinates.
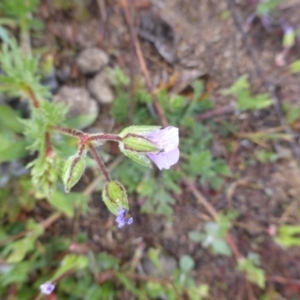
[116,208,133,228]
[40,281,55,295]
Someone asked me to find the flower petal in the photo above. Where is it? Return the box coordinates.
[145,126,179,152]
[116,208,133,228]
[147,147,179,170]
[40,282,55,295]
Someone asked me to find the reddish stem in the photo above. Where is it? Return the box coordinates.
[45,132,54,157]
[89,133,122,142]
[26,86,40,109]
[53,126,83,138]
[87,142,111,182]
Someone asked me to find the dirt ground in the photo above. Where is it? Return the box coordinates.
[37,0,300,299]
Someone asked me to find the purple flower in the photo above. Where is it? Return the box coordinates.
[40,281,55,295]
[144,126,179,170]
[116,208,133,228]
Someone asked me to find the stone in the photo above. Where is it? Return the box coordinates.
[76,48,109,75]
[53,86,99,120]
[88,72,114,104]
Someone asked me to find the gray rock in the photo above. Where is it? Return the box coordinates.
[53,86,99,119]
[88,72,114,104]
[76,48,109,74]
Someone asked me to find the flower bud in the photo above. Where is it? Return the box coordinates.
[282,24,295,48]
[102,180,129,215]
[63,155,86,193]
[118,126,180,170]
[118,125,161,138]
[118,126,163,168]
[119,143,153,168]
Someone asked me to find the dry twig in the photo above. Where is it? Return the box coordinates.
[121,0,168,127]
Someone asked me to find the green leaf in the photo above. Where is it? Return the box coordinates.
[237,258,265,288]
[0,104,24,133]
[0,25,14,46]
[188,231,203,243]
[228,75,249,95]
[3,220,44,263]
[179,255,195,273]
[115,272,144,298]
[275,225,300,247]
[290,60,300,74]
[64,114,97,129]
[0,137,27,163]
[48,190,75,217]
[148,248,163,273]
[51,254,89,281]
[256,0,281,15]
[211,239,232,256]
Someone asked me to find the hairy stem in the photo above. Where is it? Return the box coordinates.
[87,142,111,182]
[53,125,83,138]
[89,133,122,142]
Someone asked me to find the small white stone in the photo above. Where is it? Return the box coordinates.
[53,86,99,128]
[88,72,114,105]
[77,48,109,74]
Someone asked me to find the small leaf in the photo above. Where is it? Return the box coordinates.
[179,255,195,273]
[64,114,97,130]
[48,190,75,218]
[211,239,232,256]
[188,231,203,243]
[51,254,89,281]
[0,138,27,163]
[290,60,300,74]
[0,104,24,133]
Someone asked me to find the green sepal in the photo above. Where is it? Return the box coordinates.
[102,180,129,215]
[63,155,86,193]
[119,143,152,168]
[283,31,295,48]
[118,125,161,138]
[123,135,160,153]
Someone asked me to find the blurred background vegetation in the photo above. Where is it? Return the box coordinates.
[0,0,300,299]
